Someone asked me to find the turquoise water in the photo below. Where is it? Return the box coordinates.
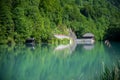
[0,42,120,80]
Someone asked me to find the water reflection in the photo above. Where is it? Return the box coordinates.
[25,43,35,50]
[54,43,77,54]
[0,42,120,80]
[54,42,94,53]
[83,44,94,50]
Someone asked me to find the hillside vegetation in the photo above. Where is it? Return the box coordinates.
[0,0,120,44]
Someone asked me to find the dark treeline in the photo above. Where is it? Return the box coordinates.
[0,0,120,44]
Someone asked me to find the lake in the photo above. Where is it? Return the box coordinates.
[0,42,120,80]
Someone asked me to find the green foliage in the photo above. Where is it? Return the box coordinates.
[51,38,69,45]
[0,0,120,44]
[100,62,120,80]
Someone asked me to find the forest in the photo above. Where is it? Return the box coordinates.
[0,0,120,44]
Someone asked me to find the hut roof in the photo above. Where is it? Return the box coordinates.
[83,33,94,37]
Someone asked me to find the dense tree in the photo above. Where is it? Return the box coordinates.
[0,0,120,44]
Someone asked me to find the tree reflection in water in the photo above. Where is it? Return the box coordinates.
[0,42,120,80]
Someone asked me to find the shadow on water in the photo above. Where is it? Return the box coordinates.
[0,42,120,80]
[104,27,120,41]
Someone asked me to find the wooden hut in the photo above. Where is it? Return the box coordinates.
[76,33,95,44]
[83,33,94,39]
[25,38,35,46]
